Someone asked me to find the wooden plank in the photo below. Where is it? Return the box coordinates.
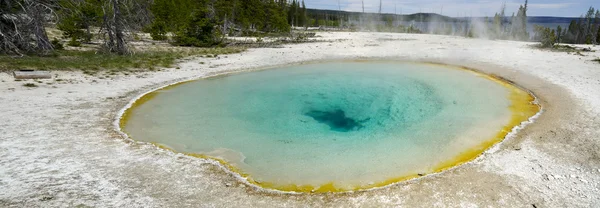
[13,71,52,79]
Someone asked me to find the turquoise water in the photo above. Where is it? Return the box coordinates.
[123,62,513,191]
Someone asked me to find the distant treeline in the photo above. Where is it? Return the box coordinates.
[534,7,600,46]
[303,9,456,27]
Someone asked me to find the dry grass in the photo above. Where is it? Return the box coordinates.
[0,28,246,72]
[0,47,245,72]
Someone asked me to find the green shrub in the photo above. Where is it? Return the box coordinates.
[597,27,600,44]
[51,39,64,50]
[149,20,168,40]
[0,48,246,72]
[56,0,100,43]
[67,38,82,47]
[534,25,557,48]
[23,83,38,87]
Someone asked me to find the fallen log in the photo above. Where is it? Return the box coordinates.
[13,70,52,79]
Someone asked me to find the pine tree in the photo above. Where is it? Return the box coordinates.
[493,3,506,39]
[566,20,578,43]
[556,25,562,43]
[264,0,289,32]
[584,7,596,44]
[288,0,297,27]
[534,25,556,48]
[300,0,307,27]
[597,26,600,44]
[577,17,584,43]
[57,0,102,44]
[522,0,528,34]
[509,12,516,37]
[592,9,600,44]
[512,0,529,40]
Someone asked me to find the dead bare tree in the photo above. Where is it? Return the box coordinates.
[361,0,364,13]
[1,0,24,54]
[101,0,127,54]
[0,0,55,55]
[27,0,53,52]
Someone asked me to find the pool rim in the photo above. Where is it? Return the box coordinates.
[113,59,544,194]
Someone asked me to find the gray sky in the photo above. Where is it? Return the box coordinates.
[302,0,599,17]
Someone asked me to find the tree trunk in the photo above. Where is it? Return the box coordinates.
[30,2,53,53]
[112,0,126,54]
[103,0,127,54]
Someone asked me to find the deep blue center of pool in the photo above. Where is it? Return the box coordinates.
[304,109,365,132]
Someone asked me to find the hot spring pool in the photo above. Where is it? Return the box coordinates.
[120,61,539,192]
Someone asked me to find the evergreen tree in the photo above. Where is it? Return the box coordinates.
[584,7,596,44]
[576,17,584,43]
[509,12,516,37]
[556,25,562,43]
[534,25,556,48]
[264,0,289,32]
[288,0,297,26]
[300,0,307,27]
[57,0,102,44]
[597,26,600,44]
[566,20,579,43]
[512,0,529,40]
[493,3,505,38]
[592,9,599,44]
[213,0,238,35]
[173,6,218,47]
